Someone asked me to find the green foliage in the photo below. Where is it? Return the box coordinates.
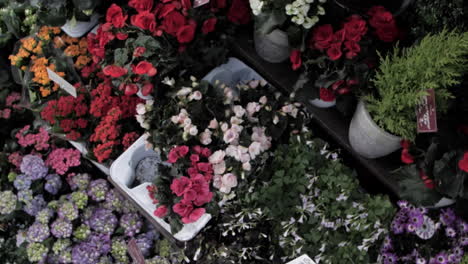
[366,30,468,140]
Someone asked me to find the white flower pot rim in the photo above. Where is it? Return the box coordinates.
[357,100,401,140]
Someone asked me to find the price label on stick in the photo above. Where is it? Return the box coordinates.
[128,238,146,264]
[46,68,77,98]
[416,89,438,133]
[286,255,316,264]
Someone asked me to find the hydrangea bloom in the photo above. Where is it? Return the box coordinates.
[24,195,46,216]
[27,222,50,242]
[17,189,33,203]
[136,232,156,257]
[103,189,124,212]
[70,191,88,210]
[58,202,79,221]
[51,218,73,238]
[45,174,62,195]
[36,208,54,224]
[68,173,90,191]
[111,238,129,263]
[88,208,117,234]
[45,148,81,175]
[71,242,101,264]
[73,224,91,241]
[57,248,73,263]
[120,213,143,237]
[0,191,17,215]
[87,179,109,202]
[88,233,111,255]
[13,174,32,190]
[27,242,48,262]
[52,239,71,254]
[20,155,48,180]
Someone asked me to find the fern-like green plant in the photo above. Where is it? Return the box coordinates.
[365,30,468,140]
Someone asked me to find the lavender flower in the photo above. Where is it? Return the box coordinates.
[111,238,129,263]
[382,252,398,264]
[87,179,109,202]
[24,195,46,216]
[13,174,32,190]
[416,258,427,264]
[70,191,88,210]
[27,222,50,243]
[45,174,62,195]
[73,224,91,241]
[17,189,33,203]
[460,236,468,246]
[71,242,101,264]
[136,232,155,257]
[52,239,71,254]
[27,242,48,262]
[446,227,456,238]
[434,252,448,264]
[36,208,54,224]
[68,173,90,191]
[0,190,17,215]
[440,208,456,227]
[122,198,138,214]
[20,155,48,180]
[458,220,468,234]
[58,202,79,221]
[51,218,73,238]
[88,208,117,234]
[88,233,111,255]
[120,213,143,237]
[58,248,72,264]
[452,246,464,257]
[103,189,124,212]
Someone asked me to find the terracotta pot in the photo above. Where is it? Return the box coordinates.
[253,29,290,63]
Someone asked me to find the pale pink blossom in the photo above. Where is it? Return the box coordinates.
[249,80,259,88]
[199,129,212,145]
[176,87,192,96]
[189,91,202,101]
[136,103,146,115]
[246,102,261,115]
[223,128,239,144]
[171,115,179,124]
[259,96,268,105]
[233,105,246,118]
[221,123,229,132]
[248,142,262,159]
[242,162,251,171]
[189,126,198,136]
[220,173,238,193]
[208,119,219,129]
[209,150,225,164]
[230,116,243,125]
[213,161,226,175]
[213,175,223,189]
[231,124,243,133]
[225,145,237,158]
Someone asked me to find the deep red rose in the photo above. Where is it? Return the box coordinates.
[401,148,414,164]
[376,25,399,42]
[459,152,468,173]
[227,0,251,25]
[319,87,336,102]
[367,6,387,17]
[124,83,139,96]
[311,24,334,50]
[116,32,128,40]
[327,43,342,61]
[106,4,127,28]
[161,11,187,36]
[202,18,217,35]
[133,61,157,76]
[344,40,360,59]
[154,205,168,218]
[182,207,205,224]
[103,65,128,78]
[133,47,146,57]
[177,23,197,43]
[344,15,367,42]
[290,49,302,71]
[131,11,156,30]
[182,0,192,10]
[141,83,154,96]
[157,3,178,19]
[129,0,154,12]
[173,199,194,218]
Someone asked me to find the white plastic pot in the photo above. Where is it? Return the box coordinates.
[348,100,401,159]
[254,29,290,63]
[309,98,336,108]
[61,13,99,38]
[286,255,317,264]
[427,197,456,209]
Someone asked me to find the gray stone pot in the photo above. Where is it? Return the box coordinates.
[254,29,290,63]
[348,101,401,158]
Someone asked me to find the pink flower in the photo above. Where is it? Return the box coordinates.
[154,205,168,218]
[248,142,262,159]
[190,154,200,163]
[242,162,251,171]
[187,167,199,178]
[213,175,222,189]
[201,148,212,158]
[208,119,219,129]
[8,152,23,168]
[167,148,179,163]
[176,146,189,157]
[209,150,225,164]
[170,176,192,197]
[223,128,239,144]
[199,129,212,145]
[194,191,213,207]
[182,208,205,224]
[213,161,226,175]
[45,148,81,175]
[184,189,198,201]
[173,199,193,218]
[233,105,246,118]
[197,162,213,173]
[246,102,261,116]
[219,173,237,193]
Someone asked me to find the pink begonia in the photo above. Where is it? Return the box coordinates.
[0,109,11,119]
[8,152,23,168]
[45,148,81,175]
[15,125,50,151]
[6,92,21,109]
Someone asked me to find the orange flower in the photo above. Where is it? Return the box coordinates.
[40,87,51,97]
[74,55,91,69]
[17,48,30,58]
[52,83,59,91]
[22,37,37,51]
[64,45,80,57]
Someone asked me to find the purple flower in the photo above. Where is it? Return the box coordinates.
[460,236,468,246]
[382,252,398,264]
[13,174,32,190]
[440,208,456,227]
[87,179,109,202]
[71,242,101,264]
[445,227,456,238]
[416,258,427,264]
[87,233,111,255]
[45,174,62,195]
[20,155,48,180]
[452,246,464,257]
[457,220,468,234]
[381,236,393,251]
[103,189,124,212]
[409,210,424,229]
[136,232,155,257]
[434,252,448,264]
[36,208,54,224]
[397,200,409,209]
[88,208,117,234]
[406,223,416,233]
[51,218,73,238]
[120,213,143,237]
[27,222,50,242]
[17,189,33,203]
[24,195,46,216]
[391,220,405,235]
[68,173,90,191]
[57,202,79,221]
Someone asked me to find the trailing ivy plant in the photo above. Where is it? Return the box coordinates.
[366,30,468,140]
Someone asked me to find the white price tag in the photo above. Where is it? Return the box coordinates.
[46,68,77,98]
[286,255,316,264]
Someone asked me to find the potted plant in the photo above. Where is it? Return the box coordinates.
[249,0,327,63]
[293,6,400,114]
[348,30,468,158]
[334,0,413,16]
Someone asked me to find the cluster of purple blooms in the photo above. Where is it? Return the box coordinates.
[380,201,468,264]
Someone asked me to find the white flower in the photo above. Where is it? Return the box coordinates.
[189,91,202,101]
[213,175,223,189]
[225,145,238,158]
[209,150,226,164]
[242,162,251,171]
[171,115,179,124]
[189,126,198,136]
[183,117,192,127]
[282,104,293,113]
[259,96,267,105]
[273,115,279,124]
[260,79,267,87]
[136,114,145,124]
[213,161,226,175]
[136,103,146,115]
[221,123,229,132]
[248,142,262,159]
[146,100,154,106]
[249,0,264,15]
[233,105,246,118]
[303,16,319,29]
[209,119,219,129]
[199,129,212,145]
[223,128,239,144]
[230,116,243,125]
[176,87,192,97]
[162,77,175,86]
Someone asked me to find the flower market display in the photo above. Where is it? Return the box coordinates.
[1,0,468,263]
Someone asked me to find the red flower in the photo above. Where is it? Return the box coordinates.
[129,0,154,12]
[157,3,178,19]
[227,0,251,25]
[459,152,468,173]
[327,43,342,61]
[319,87,336,102]
[133,47,146,57]
[154,205,168,218]
[116,32,128,40]
[168,149,180,163]
[106,4,127,28]
[133,61,157,76]
[170,176,193,197]
[400,140,411,149]
[419,170,435,189]
[401,148,414,164]
[202,18,217,35]
[122,132,139,149]
[182,0,192,10]
[310,24,334,50]
[103,65,128,78]
[188,168,198,177]
[343,15,367,42]
[344,40,360,59]
[131,11,157,31]
[93,141,117,162]
[173,199,193,218]
[201,148,211,157]
[331,80,345,91]
[182,207,205,224]
[375,26,399,42]
[141,83,154,96]
[211,0,227,10]
[177,23,197,43]
[290,49,302,71]
[197,162,213,173]
[161,11,187,36]
[333,29,346,43]
[368,6,399,42]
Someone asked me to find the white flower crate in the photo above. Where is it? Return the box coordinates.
[107,57,266,242]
